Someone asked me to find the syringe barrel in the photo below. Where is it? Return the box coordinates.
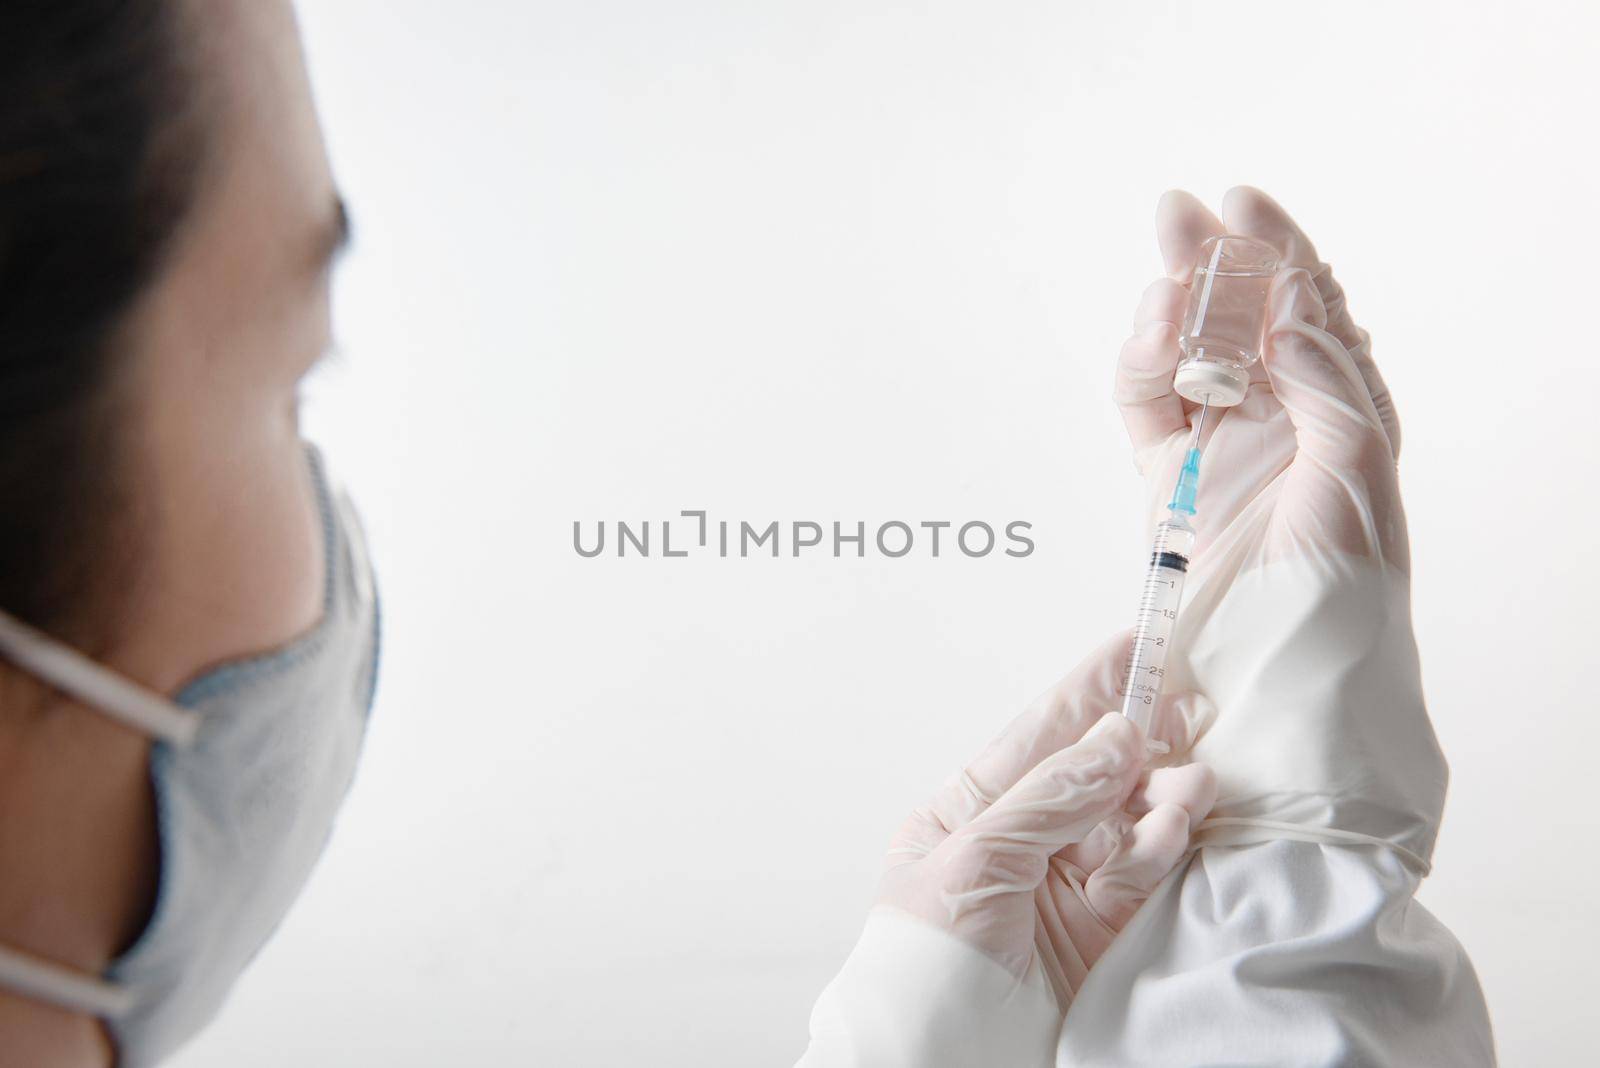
[1119,516,1195,734]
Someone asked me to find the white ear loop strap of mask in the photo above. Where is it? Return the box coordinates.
[0,610,200,747]
[0,609,192,1018]
[0,944,136,1019]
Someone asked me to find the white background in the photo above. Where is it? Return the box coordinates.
[173,2,1598,1064]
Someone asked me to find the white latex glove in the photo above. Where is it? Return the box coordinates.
[799,637,1217,1067]
[1115,185,1405,573]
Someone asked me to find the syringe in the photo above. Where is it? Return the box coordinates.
[1119,400,1210,738]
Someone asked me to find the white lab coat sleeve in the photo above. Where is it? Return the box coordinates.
[1057,841,1493,1066]
[1053,516,1495,1066]
[797,907,1060,1068]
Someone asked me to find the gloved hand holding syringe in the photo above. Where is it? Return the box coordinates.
[801,188,1489,1065]
[1118,235,1278,741]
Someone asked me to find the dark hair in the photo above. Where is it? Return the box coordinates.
[0,1,207,644]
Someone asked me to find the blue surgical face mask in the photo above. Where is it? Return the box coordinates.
[0,445,379,1067]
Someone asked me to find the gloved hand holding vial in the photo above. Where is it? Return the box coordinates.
[801,187,1492,1068]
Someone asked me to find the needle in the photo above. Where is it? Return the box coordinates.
[1188,397,1212,453]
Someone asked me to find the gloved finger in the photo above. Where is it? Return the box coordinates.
[1083,802,1193,928]
[1114,279,1189,456]
[1058,764,1214,872]
[1133,276,1189,332]
[885,806,952,864]
[1143,683,1214,758]
[1055,812,1134,873]
[923,631,1130,834]
[1262,269,1391,473]
[1156,189,1226,283]
[1126,762,1217,827]
[1221,185,1400,458]
[936,714,1143,901]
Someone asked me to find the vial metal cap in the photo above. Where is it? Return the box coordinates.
[1174,359,1250,406]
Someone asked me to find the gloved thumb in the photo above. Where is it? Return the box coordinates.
[1262,268,1391,472]
[936,714,1143,901]
[1085,803,1198,928]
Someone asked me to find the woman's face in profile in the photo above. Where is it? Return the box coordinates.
[111,0,350,689]
[0,4,364,1061]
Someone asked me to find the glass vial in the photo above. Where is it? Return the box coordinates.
[1174,235,1279,407]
